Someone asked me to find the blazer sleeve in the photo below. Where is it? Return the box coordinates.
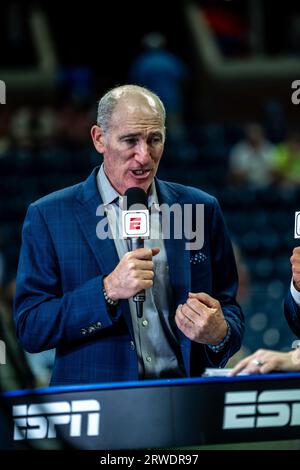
[284,290,300,338]
[14,204,122,353]
[204,198,244,367]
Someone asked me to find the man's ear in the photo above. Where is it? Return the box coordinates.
[91,125,106,153]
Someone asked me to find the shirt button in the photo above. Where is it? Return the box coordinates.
[142,319,148,327]
[146,356,152,363]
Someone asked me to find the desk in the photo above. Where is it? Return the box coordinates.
[0,373,300,449]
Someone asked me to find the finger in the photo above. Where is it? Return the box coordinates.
[139,279,154,290]
[292,247,300,258]
[188,292,218,309]
[131,260,154,270]
[230,351,260,374]
[186,298,213,316]
[136,270,154,280]
[131,248,158,260]
[291,251,300,262]
[242,366,261,375]
[230,358,253,376]
[181,303,197,324]
[292,349,300,366]
[292,265,300,274]
[292,274,300,286]
[176,304,194,327]
[259,362,275,374]
[175,306,194,339]
[175,309,187,332]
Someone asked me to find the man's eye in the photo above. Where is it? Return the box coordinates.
[150,136,162,144]
[125,138,137,145]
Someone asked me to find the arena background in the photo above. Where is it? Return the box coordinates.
[0,0,300,451]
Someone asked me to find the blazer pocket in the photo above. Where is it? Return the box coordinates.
[190,251,211,290]
[190,251,207,265]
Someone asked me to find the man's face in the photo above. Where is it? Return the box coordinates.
[91,93,165,195]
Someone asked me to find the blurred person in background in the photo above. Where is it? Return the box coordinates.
[228,123,274,188]
[0,275,54,389]
[129,32,195,161]
[0,275,36,391]
[270,131,300,187]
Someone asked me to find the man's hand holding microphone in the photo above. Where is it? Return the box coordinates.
[103,186,160,318]
[103,247,160,301]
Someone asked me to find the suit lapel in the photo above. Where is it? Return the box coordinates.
[73,168,133,337]
[156,179,191,373]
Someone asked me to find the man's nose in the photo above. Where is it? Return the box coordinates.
[134,141,151,165]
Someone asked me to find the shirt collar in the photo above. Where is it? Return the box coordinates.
[97,163,160,211]
[97,164,120,206]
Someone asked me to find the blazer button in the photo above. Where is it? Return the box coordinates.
[96,321,102,328]
[88,326,95,333]
[81,328,87,335]
[130,341,135,351]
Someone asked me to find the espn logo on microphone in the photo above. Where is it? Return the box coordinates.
[122,210,150,238]
[130,217,142,231]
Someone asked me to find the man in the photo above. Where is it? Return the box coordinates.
[285,246,300,336]
[14,85,244,385]
[231,246,300,376]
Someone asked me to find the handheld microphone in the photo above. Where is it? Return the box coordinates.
[123,187,150,318]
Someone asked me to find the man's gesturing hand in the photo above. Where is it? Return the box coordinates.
[291,246,300,292]
[103,247,160,301]
[175,292,227,345]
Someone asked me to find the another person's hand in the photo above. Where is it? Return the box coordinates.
[291,246,300,292]
[103,247,160,300]
[175,292,227,345]
[230,348,300,376]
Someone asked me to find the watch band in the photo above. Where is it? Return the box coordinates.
[102,283,118,306]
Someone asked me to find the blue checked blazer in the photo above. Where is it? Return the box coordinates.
[14,167,244,385]
[284,292,300,337]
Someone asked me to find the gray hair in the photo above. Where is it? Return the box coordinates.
[96,84,166,133]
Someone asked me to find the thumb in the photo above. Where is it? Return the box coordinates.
[151,247,160,256]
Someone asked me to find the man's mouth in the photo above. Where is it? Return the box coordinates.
[130,169,151,178]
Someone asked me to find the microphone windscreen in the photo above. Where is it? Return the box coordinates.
[124,187,148,210]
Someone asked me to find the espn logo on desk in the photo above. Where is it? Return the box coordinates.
[223,390,300,429]
[12,399,100,440]
[122,210,149,238]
